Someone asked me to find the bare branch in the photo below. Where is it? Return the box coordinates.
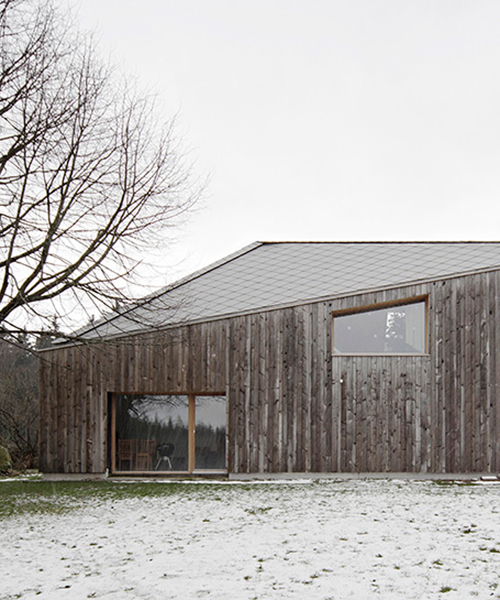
[0,0,200,337]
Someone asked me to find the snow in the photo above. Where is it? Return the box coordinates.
[2,479,500,599]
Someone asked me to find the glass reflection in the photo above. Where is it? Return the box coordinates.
[115,394,188,471]
[114,394,227,472]
[333,301,426,354]
[195,396,226,470]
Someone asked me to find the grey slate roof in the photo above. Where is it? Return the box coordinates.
[82,241,500,340]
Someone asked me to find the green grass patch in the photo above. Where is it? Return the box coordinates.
[0,480,240,518]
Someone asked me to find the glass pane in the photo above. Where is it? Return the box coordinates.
[115,394,189,472]
[195,396,226,470]
[333,301,426,354]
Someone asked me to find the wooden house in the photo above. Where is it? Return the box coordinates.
[39,241,500,477]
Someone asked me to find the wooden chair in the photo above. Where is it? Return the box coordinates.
[135,440,156,471]
[117,439,134,471]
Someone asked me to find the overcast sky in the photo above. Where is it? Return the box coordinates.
[60,0,500,282]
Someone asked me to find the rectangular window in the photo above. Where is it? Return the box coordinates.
[332,298,427,355]
[111,393,226,474]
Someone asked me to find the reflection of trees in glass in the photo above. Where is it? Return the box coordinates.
[385,310,405,351]
[121,394,188,422]
[194,395,226,469]
[195,424,226,469]
[334,301,425,354]
[115,394,226,471]
[195,424,225,450]
[115,395,188,469]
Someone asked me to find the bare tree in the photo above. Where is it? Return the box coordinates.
[0,0,198,337]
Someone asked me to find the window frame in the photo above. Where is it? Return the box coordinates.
[331,295,429,356]
[110,391,227,475]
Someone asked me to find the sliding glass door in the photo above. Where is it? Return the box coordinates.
[112,393,226,474]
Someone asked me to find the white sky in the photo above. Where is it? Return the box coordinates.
[61,0,500,283]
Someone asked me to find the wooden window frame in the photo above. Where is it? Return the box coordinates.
[331,295,429,356]
[110,391,227,476]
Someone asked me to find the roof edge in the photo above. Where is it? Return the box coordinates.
[160,241,263,291]
[64,241,264,342]
[47,260,500,349]
[259,240,500,245]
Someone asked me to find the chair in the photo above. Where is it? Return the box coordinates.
[135,439,156,471]
[117,439,134,471]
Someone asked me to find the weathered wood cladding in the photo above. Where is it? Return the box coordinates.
[39,269,500,474]
[39,324,228,473]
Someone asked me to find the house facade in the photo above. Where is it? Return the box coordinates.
[39,242,500,476]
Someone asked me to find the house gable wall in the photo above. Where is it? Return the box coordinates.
[39,269,500,474]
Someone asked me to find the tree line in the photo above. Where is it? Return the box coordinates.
[0,335,47,469]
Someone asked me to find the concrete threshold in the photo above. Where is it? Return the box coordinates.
[42,471,229,481]
[41,471,500,482]
[42,472,108,481]
[229,472,500,482]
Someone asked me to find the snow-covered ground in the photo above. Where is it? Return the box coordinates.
[1,478,500,599]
